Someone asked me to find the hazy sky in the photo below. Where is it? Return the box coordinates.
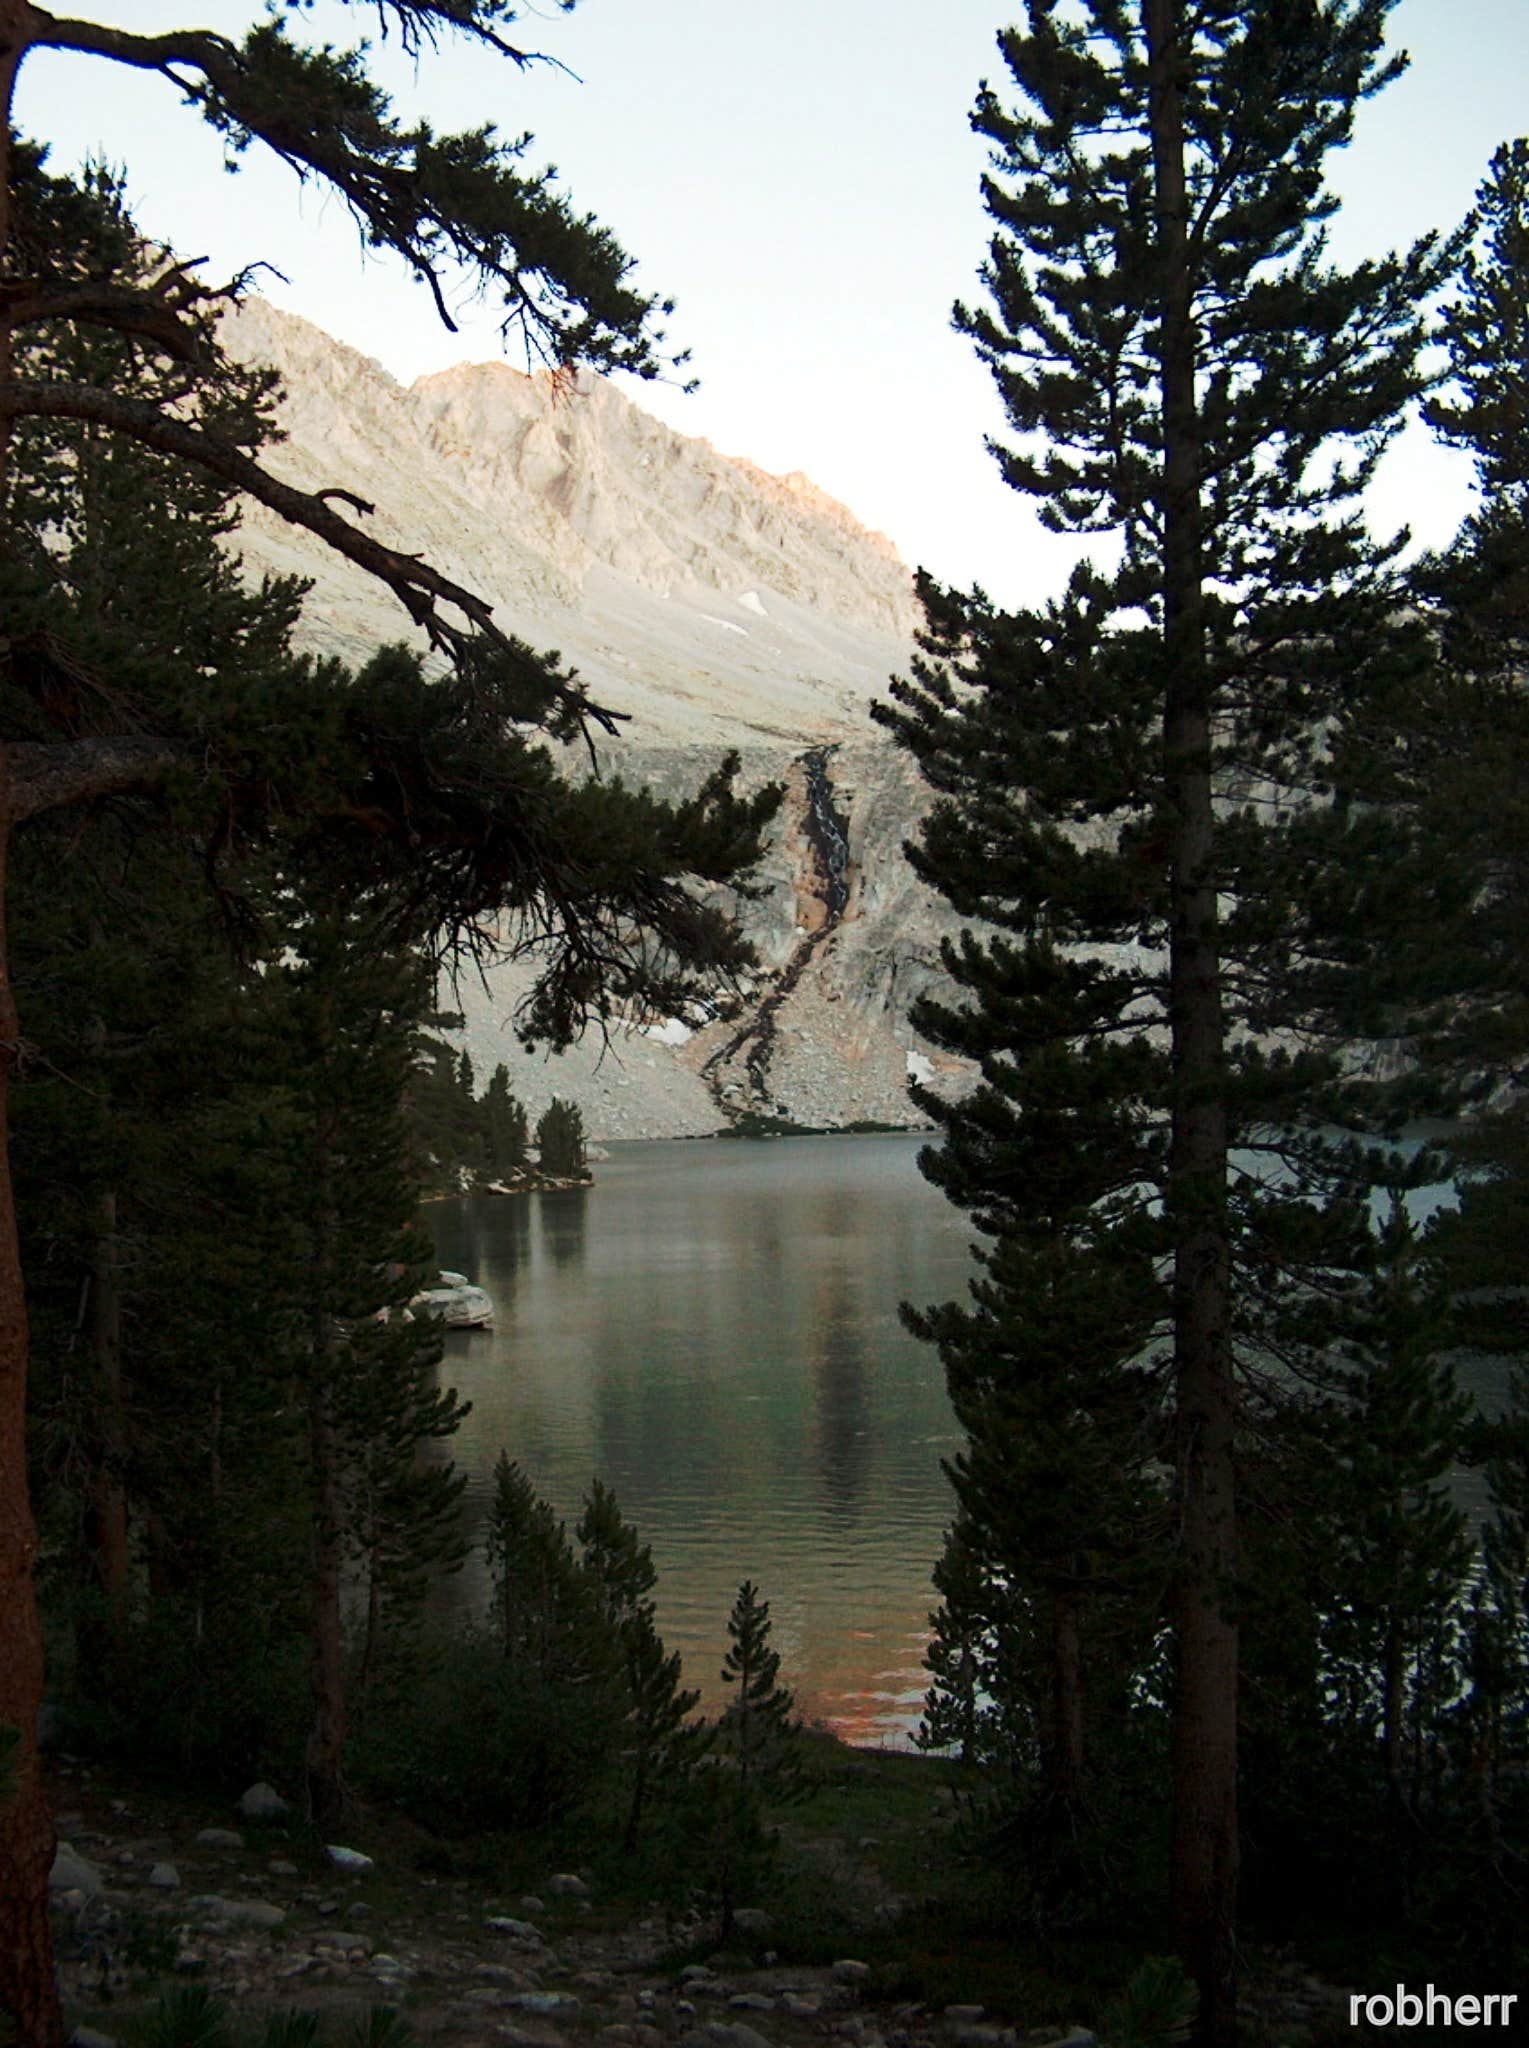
[21,0,1529,607]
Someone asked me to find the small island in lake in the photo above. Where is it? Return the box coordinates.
[412,1037,592,1197]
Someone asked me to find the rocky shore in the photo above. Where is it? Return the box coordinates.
[46,1754,1375,2048]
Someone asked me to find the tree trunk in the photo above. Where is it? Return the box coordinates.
[306,1374,348,1834]
[81,1186,130,1660]
[0,797,64,2048]
[355,1535,382,1715]
[1145,5,1239,2043]
[0,12,67,2033]
[305,1111,348,1836]
[1044,1584,1086,1813]
[624,1750,648,1854]
[1382,1622,1406,1812]
[1381,1620,1417,1912]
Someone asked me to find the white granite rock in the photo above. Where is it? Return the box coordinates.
[49,1844,102,1895]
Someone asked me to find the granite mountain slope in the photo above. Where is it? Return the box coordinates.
[221,302,965,1136]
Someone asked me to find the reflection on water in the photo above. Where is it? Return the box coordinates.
[425,1132,1515,1743]
[428,1135,974,1747]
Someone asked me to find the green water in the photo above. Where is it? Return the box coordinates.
[428,1134,974,1747]
[426,1129,1510,1747]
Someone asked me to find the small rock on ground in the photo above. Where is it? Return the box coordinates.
[237,1781,290,1821]
[189,1893,286,1929]
[486,1915,544,1942]
[325,1844,373,1872]
[49,1845,102,1894]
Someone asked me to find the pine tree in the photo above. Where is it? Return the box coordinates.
[577,1480,701,1848]
[1357,137,1529,1891]
[1414,138,1529,1324]
[483,1453,605,1689]
[1459,1367,1529,1834]
[1314,1199,1472,1864]
[536,1097,588,1180]
[719,1580,801,1801]
[920,1516,992,1767]
[912,1168,1164,1830]
[482,1065,530,1180]
[246,905,468,1831]
[877,7,1454,2032]
[0,15,780,2029]
[5,164,317,1748]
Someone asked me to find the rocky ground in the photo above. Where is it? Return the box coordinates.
[44,1752,1378,2048]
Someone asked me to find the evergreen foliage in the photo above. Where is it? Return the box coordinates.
[577,1479,702,1847]
[877,5,1460,2029]
[406,1026,490,1189]
[482,1065,531,1179]
[536,1098,588,1179]
[658,1579,803,1943]
[718,1580,801,1801]
[484,1453,605,1688]
[0,9,781,2026]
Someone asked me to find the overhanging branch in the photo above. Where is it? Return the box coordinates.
[4,735,185,824]
[0,375,620,737]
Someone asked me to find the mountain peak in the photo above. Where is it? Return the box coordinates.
[220,300,917,744]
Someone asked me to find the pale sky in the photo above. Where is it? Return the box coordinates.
[20,0,1529,608]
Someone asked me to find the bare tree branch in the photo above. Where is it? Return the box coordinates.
[5,734,184,823]
[0,374,622,736]
[0,277,209,361]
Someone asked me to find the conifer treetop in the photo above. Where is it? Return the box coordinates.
[961,0,1449,593]
[1426,136,1529,504]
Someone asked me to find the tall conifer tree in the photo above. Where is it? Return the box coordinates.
[536,1098,588,1179]
[0,11,778,2030]
[577,1480,701,1847]
[879,6,1454,2033]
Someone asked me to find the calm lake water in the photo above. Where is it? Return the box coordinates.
[425,1131,1509,1749]
[427,1135,976,1748]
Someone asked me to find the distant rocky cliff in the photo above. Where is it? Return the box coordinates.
[221,302,969,1137]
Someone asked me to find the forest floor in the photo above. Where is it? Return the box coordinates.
[45,1739,1375,2048]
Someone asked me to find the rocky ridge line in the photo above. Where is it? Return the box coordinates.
[218,302,970,1136]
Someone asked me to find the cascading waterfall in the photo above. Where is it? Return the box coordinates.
[802,745,850,926]
[701,743,853,1119]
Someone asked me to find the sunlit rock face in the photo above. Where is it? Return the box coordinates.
[220,301,969,1136]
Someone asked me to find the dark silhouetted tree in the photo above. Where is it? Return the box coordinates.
[482,1064,530,1179]
[0,9,778,2032]
[878,6,1454,2033]
[577,1479,701,1848]
[536,1097,587,1179]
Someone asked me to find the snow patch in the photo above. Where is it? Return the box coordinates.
[698,612,747,636]
[905,1050,936,1087]
[644,1016,693,1047]
[738,589,767,616]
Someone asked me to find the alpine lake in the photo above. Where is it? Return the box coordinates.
[426,1133,971,1750]
[427,1129,1508,1751]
